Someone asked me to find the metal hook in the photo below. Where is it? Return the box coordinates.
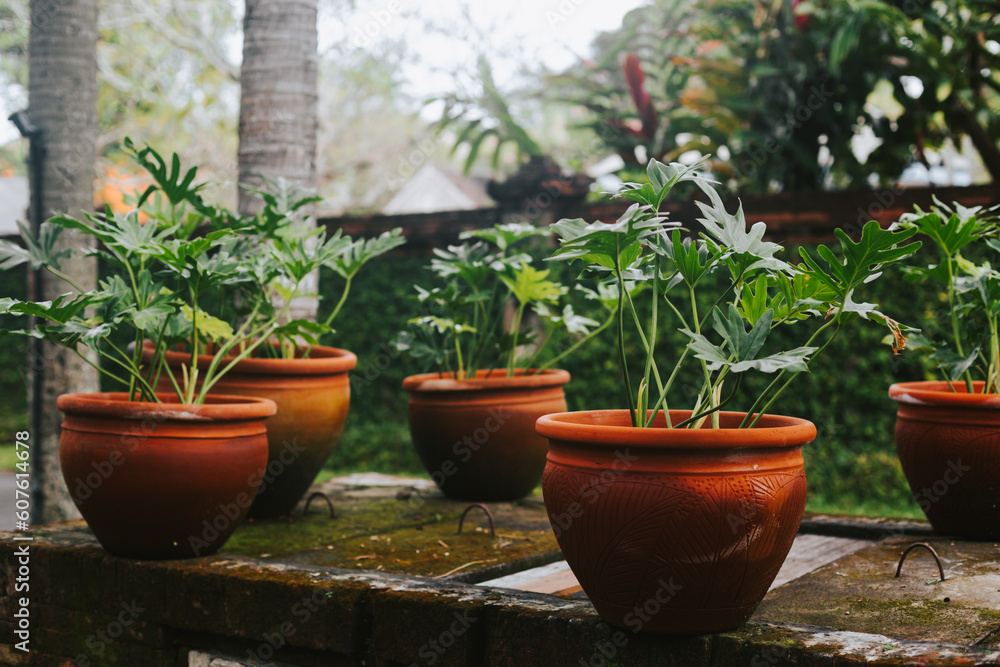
[457,503,495,538]
[303,492,336,519]
[894,542,945,582]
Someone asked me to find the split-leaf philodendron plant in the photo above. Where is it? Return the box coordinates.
[0,139,403,404]
[550,156,921,429]
[893,198,1000,393]
[397,223,614,378]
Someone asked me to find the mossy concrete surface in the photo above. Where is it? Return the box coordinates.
[222,478,561,582]
[2,476,1000,665]
[755,536,1000,648]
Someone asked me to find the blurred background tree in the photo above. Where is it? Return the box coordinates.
[551,0,998,194]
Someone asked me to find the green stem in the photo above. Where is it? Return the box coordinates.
[537,310,616,373]
[454,332,465,379]
[614,251,637,427]
[77,349,151,398]
[747,321,846,429]
[641,266,659,422]
[672,373,742,429]
[689,287,718,428]
[945,255,975,392]
[623,284,667,408]
[45,266,87,295]
[323,276,353,328]
[507,302,526,377]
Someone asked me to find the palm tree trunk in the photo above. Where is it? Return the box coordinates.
[27,0,99,522]
[238,0,319,320]
[238,0,318,212]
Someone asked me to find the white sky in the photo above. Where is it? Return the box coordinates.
[2,0,648,145]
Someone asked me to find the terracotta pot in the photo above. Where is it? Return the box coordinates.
[147,344,357,518]
[57,392,274,559]
[889,381,1000,540]
[403,369,570,501]
[536,409,814,634]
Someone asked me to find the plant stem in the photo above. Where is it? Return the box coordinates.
[623,284,667,409]
[614,249,638,427]
[641,266,659,423]
[672,374,742,429]
[747,320,845,429]
[454,331,465,379]
[323,276,353,328]
[507,302,526,377]
[945,254,975,392]
[44,266,87,294]
[537,310,616,373]
[689,287,718,428]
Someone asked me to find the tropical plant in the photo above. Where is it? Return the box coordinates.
[433,56,543,175]
[556,0,1000,194]
[893,198,1000,392]
[550,156,921,428]
[396,223,613,378]
[0,140,402,404]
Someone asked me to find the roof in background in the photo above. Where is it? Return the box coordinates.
[382,164,493,215]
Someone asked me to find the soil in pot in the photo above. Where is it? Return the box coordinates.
[148,344,357,519]
[537,409,814,634]
[890,381,1000,540]
[58,392,274,559]
[403,369,570,501]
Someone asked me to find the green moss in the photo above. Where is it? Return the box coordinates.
[222,496,559,580]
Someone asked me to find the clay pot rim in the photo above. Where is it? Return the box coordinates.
[402,368,571,393]
[536,409,816,449]
[889,380,1000,408]
[56,392,277,421]
[143,341,357,376]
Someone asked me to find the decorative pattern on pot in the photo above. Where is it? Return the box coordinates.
[404,369,570,501]
[149,344,357,519]
[58,392,274,560]
[538,409,813,634]
[890,381,1000,540]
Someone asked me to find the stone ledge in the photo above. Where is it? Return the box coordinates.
[3,525,1000,666]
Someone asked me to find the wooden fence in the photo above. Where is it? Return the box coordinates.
[319,184,1000,251]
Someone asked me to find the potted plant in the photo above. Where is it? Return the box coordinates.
[0,145,327,558]
[123,143,405,518]
[536,157,919,633]
[396,223,614,501]
[888,198,1000,540]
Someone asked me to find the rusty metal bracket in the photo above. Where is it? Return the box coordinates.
[894,542,945,582]
[457,503,495,538]
[303,492,336,519]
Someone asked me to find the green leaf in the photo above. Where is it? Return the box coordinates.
[499,265,565,306]
[325,228,405,280]
[797,220,920,298]
[180,305,234,342]
[461,223,544,251]
[711,305,773,365]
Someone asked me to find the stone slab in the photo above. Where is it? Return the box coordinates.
[755,535,1000,647]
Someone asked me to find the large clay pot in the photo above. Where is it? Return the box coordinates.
[148,344,357,518]
[58,392,274,560]
[403,369,570,501]
[889,381,1000,540]
[536,409,814,634]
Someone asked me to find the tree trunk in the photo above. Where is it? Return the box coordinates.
[238,0,318,212]
[238,0,319,320]
[27,0,99,523]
